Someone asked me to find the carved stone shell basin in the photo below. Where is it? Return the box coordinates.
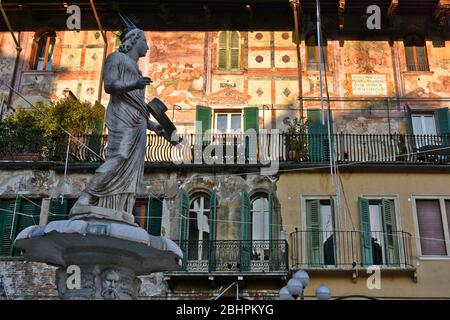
[14,219,183,275]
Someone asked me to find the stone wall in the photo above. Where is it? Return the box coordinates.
[0,259,170,300]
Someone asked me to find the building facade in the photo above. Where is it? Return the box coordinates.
[1,0,450,299]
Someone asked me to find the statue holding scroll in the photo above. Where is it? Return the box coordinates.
[70,17,176,223]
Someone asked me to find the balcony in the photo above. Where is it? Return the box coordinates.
[1,133,449,165]
[289,230,415,270]
[169,240,288,275]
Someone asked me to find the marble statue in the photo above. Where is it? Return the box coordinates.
[15,16,183,300]
[69,22,165,223]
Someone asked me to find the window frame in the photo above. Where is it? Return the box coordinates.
[214,111,243,133]
[360,195,404,267]
[187,192,212,261]
[404,34,429,72]
[412,196,450,260]
[411,114,437,135]
[300,195,337,267]
[31,30,56,71]
[217,31,241,71]
[305,33,328,71]
[250,193,270,242]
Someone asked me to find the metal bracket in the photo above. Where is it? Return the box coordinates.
[0,0,20,49]
[413,270,418,283]
[90,0,107,43]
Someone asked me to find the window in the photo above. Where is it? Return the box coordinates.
[217,31,240,70]
[133,198,163,236]
[404,34,429,71]
[359,198,400,266]
[215,112,242,133]
[0,198,42,256]
[412,114,438,148]
[31,31,56,71]
[305,199,335,266]
[188,193,211,260]
[412,114,437,135]
[306,34,327,71]
[47,198,76,223]
[251,195,270,262]
[134,200,148,229]
[415,199,450,256]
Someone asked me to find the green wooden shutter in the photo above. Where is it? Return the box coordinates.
[269,193,280,271]
[12,199,41,256]
[307,109,332,161]
[244,107,259,162]
[244,107,259,133]
[435,107,450,145]
[178,188,189,269]
[196,105,212,145]
[0,199,21,256]
[406,105,414,134]
[218,31,227,70]
[402,105,415,160]
[328,197,337,266]
[147,198,163,236]
[381,199,399,266]
[306,200,323,267]
[208,190,217,272]
[359,197,373,266]
[240,188,251,272]
[230,31,240,70]
[48,198,68,223]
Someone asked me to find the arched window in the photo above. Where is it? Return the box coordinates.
[250,194,270,262]
[217,31,240,70]
[404,34,429,71]
[188,193,211,260]
[30,30,56,71]
[306,33,327,71]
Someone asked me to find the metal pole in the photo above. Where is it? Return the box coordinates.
[289,0,303,119]
[62,135,71,204]
[0,1,22,109]
[90,0,108,132]
[0,96,4,121]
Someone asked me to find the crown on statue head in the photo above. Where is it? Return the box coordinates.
[118,14,139,42]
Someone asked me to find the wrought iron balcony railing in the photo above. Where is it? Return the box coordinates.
[1,133,449,165]
[172,240,288,273]
[289,230,414,270]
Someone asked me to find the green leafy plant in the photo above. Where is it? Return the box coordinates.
[285,117,309,161]
[0,97,105,160]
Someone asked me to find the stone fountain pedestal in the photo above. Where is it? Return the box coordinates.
[15,209,182,300]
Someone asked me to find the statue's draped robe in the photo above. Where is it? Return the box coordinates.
[84,52,150,214]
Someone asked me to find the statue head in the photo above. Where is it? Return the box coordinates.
[118,14,148,58]
[100,269,121,300]
[119,29,148,58]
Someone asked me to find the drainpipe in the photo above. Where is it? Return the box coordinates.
[0,0,22,109]
[289,0,303,119]
[90,0,108,131]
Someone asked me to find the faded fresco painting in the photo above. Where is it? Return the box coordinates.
[145,32,205,108]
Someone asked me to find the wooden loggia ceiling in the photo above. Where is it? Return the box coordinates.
[0,0,447,31]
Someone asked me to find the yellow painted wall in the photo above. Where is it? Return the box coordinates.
[277,171,450,299]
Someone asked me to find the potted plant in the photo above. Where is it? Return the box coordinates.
[285,117,309,161]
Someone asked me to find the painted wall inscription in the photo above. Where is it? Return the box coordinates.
[350,74,387,96]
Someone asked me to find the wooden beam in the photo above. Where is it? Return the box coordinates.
[338,0,345,30]
[388,0,398,25]
[434,0,450,28]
